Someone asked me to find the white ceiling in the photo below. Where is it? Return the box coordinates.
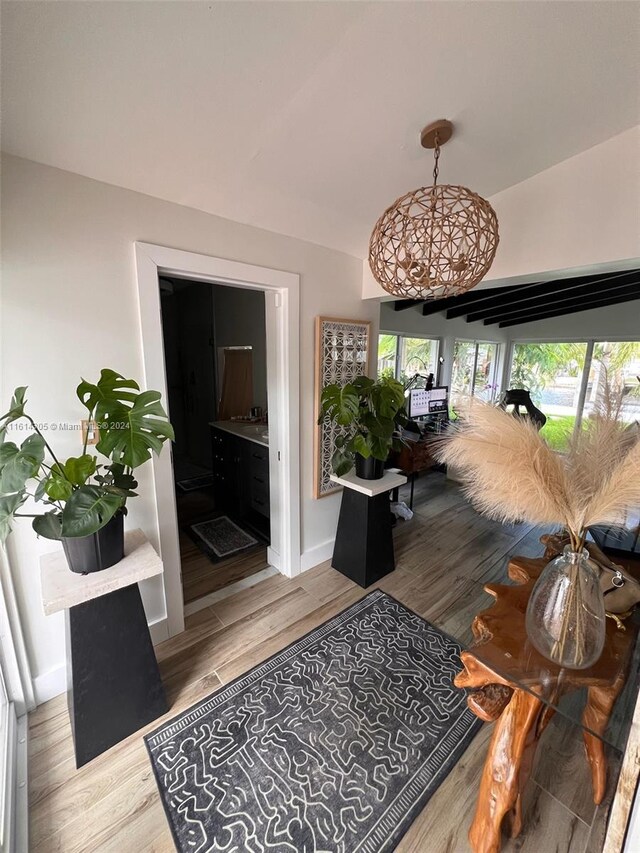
[2,1,639,259]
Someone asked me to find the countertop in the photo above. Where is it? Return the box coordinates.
[209,420,269,448]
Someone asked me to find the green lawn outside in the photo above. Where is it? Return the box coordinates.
[540,414,576,450]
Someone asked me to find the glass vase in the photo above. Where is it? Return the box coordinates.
[525,545,606,669]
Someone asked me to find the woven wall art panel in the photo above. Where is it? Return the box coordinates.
[314,317,371,498]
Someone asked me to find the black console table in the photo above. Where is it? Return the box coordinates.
[40,529,167,767]
[330,470,407,588]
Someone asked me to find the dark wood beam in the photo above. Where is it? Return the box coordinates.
[393,299,424,311]
[446,269,635,320]
[421,283,524,316]
[498,289,640,328]
[473,276,640,325]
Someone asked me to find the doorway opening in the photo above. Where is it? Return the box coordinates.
[159,278,274,612]
[134,243,300,639]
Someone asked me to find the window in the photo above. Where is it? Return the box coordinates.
[507,340,640,450]
[451,340,500,405]
[377,334,439,383]
[582,341,640,424]
[377,334,398,379]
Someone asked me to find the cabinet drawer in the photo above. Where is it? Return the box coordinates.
[250,447,269,476]
[251,492,270,518]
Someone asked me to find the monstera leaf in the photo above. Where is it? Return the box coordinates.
[32,511,62,541]
[0,387,28,425]
[76,370,139,421]
[319,384,359,426]
[77,371,174,469]
[60,485,124,538]
[0,491,27,544]
[96,391,174,468]
[0,433,45,494]
[61,454,96,486]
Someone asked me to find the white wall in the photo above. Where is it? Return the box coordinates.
[0,154,378,702]
[364,126,640,299]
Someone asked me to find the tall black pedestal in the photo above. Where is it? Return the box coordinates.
[332,488,395,588]
[66,583,167,767]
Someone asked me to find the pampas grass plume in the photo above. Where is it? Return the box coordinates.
[433,398,640,549]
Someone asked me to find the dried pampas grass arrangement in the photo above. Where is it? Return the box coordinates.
[433,396,640,554]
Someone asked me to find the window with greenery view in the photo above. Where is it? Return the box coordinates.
[451,340,500,406]
[508,340,640,450]
[378,334,439,384]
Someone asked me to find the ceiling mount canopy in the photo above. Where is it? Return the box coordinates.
[369,119,499,300]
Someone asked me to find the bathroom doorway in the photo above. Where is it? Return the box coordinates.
[159,278,275,614]
[134,242,301,638]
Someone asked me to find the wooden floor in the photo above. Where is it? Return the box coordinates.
[28,474,620,852]
[176,486,269,603]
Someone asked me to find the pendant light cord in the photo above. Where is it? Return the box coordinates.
[432,132,440,186]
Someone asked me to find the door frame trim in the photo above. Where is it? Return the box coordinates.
[134,242,301,638]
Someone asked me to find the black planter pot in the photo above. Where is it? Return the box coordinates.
[62,512,125,575]
[354,453,385,481]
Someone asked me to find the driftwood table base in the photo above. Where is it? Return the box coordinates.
[455,550,636,853]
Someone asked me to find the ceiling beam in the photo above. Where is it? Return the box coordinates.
[446,269,635,320]
[473,276,640,325]
[421,283,525,316]
[393,299,424,311]
[498,289,640,328]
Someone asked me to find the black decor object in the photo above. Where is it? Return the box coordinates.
[62,512,124,574]
[145,591,481,853]
[67,582,167,767]
[498,388,547,430]
[354,452,385,480]
[332,486,395,587]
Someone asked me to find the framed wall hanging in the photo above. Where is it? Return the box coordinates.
[314,316,371,499]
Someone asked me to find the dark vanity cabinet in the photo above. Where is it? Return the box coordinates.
[247,443,269,518]
[210,426,270,522]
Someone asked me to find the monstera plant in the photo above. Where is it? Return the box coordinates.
[319,375,407,480]
[0,370,174,573]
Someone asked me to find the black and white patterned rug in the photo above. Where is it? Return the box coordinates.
[145,590,481,853]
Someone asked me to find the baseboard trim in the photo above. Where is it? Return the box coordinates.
[266,546,281,571]
[300,539,335,573]
[33,665,66,705]
[148,616,169,645]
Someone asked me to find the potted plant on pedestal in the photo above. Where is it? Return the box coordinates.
[319,375,407,480]
[0,369,174,573]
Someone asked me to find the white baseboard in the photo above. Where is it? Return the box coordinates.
[33,665,66,705]
[148,616,169,645]
[266,546,281,571]
[300,539,335,573]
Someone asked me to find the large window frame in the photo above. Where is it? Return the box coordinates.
[378,332,441,384]
[451,338,502,403]
[505,335,640,445]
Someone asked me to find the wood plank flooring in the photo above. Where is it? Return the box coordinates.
[176,487,269,602]
[28,473,621,852]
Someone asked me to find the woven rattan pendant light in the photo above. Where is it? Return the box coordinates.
[369,120,499,300]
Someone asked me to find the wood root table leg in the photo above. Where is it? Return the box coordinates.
[468,689,545,853]
[582,674,625,805]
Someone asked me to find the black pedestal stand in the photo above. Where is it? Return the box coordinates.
[332,488,396,588]
[66,583,168,767]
